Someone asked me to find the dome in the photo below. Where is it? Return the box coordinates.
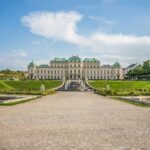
[113,61,121,68]
[28,61,35,68]
[69,56,81,62]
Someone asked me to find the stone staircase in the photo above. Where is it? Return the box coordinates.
[57,80,92,92]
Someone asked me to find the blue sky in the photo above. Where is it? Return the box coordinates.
[1,0,150,70]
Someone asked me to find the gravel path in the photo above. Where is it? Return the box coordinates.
[0,92,150,150]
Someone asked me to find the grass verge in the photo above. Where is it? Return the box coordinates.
[111,97,150,108]
[88,80,150,96]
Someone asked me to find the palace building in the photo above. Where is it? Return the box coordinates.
[28,56,124,80]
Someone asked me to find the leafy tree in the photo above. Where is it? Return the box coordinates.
[0,69,26,79]
[127,60,150,77]
[143,60,150,74]
[133,65,143,75]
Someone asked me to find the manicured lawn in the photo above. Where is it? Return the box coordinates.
[89,80,150,91]
[0,81,14,90]
[0,80,62,91]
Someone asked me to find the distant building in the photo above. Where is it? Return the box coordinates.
[28,56,124,80]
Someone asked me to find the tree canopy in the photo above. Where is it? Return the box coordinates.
[0,69,25,79]
[127,60,150,77]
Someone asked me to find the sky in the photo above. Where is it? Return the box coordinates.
[1,0,150,70]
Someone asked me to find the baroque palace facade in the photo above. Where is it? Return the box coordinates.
[28,56,124,80]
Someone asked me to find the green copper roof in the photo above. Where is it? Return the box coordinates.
[69,56,81,62]
[112,61,121,68]
[83,58,99,62]
[50,57,100,62]
[28,61,35,67]
[37,64,49,68]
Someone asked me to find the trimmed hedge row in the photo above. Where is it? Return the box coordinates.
[95,88,150,96]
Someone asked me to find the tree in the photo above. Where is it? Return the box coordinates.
[133,65,143,75]
[127,65,143,76]
[143,60,150,74]
[0,69,26,80]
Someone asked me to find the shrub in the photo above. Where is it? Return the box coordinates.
[96,88,143,96]
[42,90,56,95]
[96,88,116,96]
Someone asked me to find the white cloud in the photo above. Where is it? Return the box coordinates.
[90,33,150,45]
[22,11,82,44]
[0,49,29,70]
[21,11,150,66]
[12,49,27,57]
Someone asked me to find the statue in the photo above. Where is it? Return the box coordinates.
[106,84,110,90]
[40,84,45,91]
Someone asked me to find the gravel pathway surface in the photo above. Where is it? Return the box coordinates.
[0,92,150,150]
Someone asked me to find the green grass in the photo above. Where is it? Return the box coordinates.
[89,80,150,91]
[0,80,62,94]
[0,81,14,90]
[0,80,62,91]
[0,80,61,105]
